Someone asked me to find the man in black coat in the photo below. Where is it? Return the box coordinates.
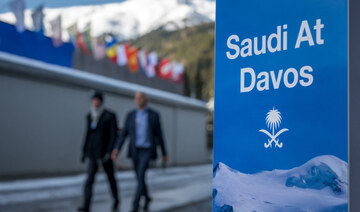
[78,92,119,212]
[111,92,168,212]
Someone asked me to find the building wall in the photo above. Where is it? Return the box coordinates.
[0,52,210,178]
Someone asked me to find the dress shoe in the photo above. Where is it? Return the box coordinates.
[113,199,119,210]
[144,197,152,211]
[77,207,89,212]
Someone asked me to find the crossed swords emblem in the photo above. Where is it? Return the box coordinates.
[259,128,289,148]
[259,107,289,148]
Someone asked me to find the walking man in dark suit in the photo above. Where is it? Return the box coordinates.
[111,92,168,212]
[78,92,119,212]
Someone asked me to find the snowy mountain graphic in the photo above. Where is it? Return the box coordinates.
[213,155,348,212]
[0,0,215,41]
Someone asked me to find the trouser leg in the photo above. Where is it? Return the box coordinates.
[102,159,119,202]
[133,149,151,209]
[138,160,150,200]
[84,159,99,209]
[132,157,140,209]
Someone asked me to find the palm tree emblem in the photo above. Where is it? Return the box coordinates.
[259,107,289,148]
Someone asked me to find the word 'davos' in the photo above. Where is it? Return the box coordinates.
[240,66,313,93]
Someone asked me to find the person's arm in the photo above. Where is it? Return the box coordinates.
[111,112,130,160]
[81,115,90,163]
[104,113,118,161]
[107,113,118,154]
[155,113,168,161]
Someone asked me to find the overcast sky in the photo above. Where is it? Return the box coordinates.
[0,0,215,13]
[0,0,125,13]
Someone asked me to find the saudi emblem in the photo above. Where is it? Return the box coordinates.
[259,107,289,148]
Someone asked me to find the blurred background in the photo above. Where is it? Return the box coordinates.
[0,0,215,211]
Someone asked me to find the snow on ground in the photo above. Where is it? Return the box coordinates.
[213,155,348,212]
[0,0,215,41]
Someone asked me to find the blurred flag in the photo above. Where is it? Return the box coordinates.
[76,32,89,54]
[67,23,78,47]
[106,38,118,63]
[158,58,173,79]
[172,62,185,83]
[127,47,139,72]
[146,52,158,78]
[31,5,44,32]
[8,0,25,33]
[84,23,93,53]
[138,49,148,73]
[92,35,106,60]
[117,43,129,66]
[50,15,63,47]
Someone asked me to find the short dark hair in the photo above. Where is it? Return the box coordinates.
[92,91,104,102]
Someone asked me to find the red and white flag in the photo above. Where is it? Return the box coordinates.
[172,62,184,83]
[158,58,173,79]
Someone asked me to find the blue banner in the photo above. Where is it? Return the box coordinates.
[213,0,348,211]
[0,21,74,67]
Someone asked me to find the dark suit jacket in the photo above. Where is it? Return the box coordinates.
[82,109,118,160]
[115,108,167,160]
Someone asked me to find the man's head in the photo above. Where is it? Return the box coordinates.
[91,91,104,109]
[134,92,147,109]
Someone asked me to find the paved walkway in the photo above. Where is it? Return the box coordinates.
[0,164,212,212]
[164,199,211,212]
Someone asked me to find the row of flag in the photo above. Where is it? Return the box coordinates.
[7,0,185,83]
[68,24,184,82]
